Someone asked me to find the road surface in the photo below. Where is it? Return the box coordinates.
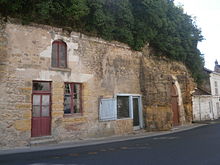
[1,123,220,165]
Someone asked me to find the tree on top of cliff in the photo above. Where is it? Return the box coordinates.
[0,0,205,83]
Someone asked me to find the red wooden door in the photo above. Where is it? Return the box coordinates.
[31,82,51,137]
[171,84,180,126]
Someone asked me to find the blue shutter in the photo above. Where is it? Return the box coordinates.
[99,98,116,121]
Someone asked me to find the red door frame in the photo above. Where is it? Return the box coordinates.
[31,81,52,137]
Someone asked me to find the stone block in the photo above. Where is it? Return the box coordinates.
[83,88,92,96]
[63,117,87,123]
[52,89,64,95]
[0,65,6,71]
[115,119,133,135]
[52,104,64,110]
[52,111,64,118]
[15,103,31,110]
[52,82,64,88]
[25,81,32,87]
[22,110,32,119]
[14,119,31,131]
[52,95,64,103]
[18,87,32,95]
[64,122,84,131]
[25,95,31,103]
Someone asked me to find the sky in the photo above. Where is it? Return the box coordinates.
[174,0,220,70]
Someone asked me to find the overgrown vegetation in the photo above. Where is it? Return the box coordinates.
[0,0,205,83]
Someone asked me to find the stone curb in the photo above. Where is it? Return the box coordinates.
[0,123,207,156]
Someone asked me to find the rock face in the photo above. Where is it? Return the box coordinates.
[0,20,195,149]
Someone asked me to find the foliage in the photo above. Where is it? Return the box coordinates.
[0,0,205,83]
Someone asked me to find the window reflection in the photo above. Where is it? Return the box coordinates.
[33,82,50,91]
[117,96,129,119]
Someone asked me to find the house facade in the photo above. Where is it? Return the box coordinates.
[193,62,220,121]
[0,20,195,149]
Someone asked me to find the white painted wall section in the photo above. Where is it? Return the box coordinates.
[193,95,220,121]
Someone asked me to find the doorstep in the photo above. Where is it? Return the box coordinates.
[30,136,57,147]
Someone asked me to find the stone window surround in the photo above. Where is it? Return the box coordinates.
[49,67,71,72]
[51,40,67,68]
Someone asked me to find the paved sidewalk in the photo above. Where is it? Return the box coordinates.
[0,123,207,156]
[192,118,220,124]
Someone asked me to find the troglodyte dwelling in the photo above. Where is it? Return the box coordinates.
[0,19,195,149]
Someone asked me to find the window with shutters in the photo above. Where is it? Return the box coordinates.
[214,81,219,95]
[51,40,67,68]
[64,83,82,115]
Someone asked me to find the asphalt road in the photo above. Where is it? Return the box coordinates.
[1,123,220,165]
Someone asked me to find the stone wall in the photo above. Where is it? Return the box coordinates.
[0,20,195,149]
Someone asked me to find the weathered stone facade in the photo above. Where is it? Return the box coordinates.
[0,19,195,149]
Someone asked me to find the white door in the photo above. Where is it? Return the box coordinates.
[132,96,143,130]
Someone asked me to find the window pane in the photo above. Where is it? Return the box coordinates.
[73,98,80,113]
[42,95,50,105]
[59,43,66,67]
[33,95,40,105]
[42,106,50,117]
[52,43,58,67]
[133,98,140,126]
[65,83,71,94]
[33,106,40,117]
[73,84,81,113]
[64,95,71,114]
[215,88,219,95]
[33,82,50,91]
[117,96,129,119]
[74,84,80,98]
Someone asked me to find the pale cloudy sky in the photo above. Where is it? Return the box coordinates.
[175,0,220,70]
